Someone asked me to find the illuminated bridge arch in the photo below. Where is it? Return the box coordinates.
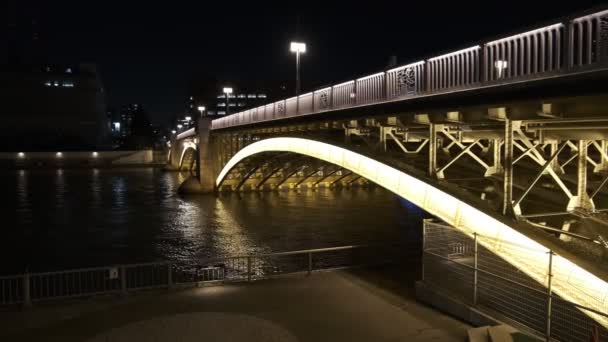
[178,141,198,171]
[216,137,608,327]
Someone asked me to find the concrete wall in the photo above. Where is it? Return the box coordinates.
[1,150,165,168]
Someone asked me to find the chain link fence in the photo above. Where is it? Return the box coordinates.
[422,219,608,342]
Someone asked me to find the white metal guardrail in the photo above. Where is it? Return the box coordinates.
[422,219,608,342]
[211,8,608,130]
[0,245,385,307]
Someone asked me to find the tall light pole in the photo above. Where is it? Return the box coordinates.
[223,87,233,115]
[290,42,306,96]
[197,106,206,118]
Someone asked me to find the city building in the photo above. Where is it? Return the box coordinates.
[174,75,294,133]
[0,5,108,151]
[0,63,108,151]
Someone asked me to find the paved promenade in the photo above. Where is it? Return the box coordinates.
[0,267,470,341]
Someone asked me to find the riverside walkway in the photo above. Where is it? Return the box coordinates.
[0,267,469,341]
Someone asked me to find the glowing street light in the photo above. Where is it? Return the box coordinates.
[177,124,183,129]
[223,87,233,115]
[92,152,99,158]
[290,42,306,95]
[56,152,63,158]
[17,152,25,158]
[184,116,192,122]
[171,130,177,134]
[197,106,206,117]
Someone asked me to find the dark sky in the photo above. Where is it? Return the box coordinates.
[14,0,608,124]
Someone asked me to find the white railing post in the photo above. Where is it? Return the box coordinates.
[308,252,313,276]
[473,232,478,305]
[545,250,554,342]
[167,263,173,289]
[22,273,31,307]
[247,257,252,282]
[120,266,127,295]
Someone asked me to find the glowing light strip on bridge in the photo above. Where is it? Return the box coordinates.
[216,137,608,327]
[386,60,425,73]
[486,23,563,46]
[176,128,196,140]
[427,45,481,61]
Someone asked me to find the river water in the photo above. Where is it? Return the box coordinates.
[1,168,424,274]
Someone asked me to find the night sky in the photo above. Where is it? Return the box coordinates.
[16,0,607,124]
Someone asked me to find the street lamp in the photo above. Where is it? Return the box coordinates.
[223,87,233,115]
[197,106,206,117]
[290,42,306,95]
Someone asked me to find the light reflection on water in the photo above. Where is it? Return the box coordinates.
[0,168,424,274]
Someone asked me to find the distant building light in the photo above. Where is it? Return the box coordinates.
[223,87,233,94]
[218,111,226,115]
[229,103,236,107]
[66,68,72,73]
[46,66,51,72]
[217,95,225,98]
[17,152,25,158]
[495,60,508,78]
[177,124,183,129]
[53,81,59,87]
[171,130,177,134]
[218,103,226,107]
[208,111,215,115]
[44,81,51,87]
[189,104,193,108]
[189,96,193,100]
[238,103,245,107]
[92,152,99,158]
[185,116,192,121]
[62,81,74,87]
[56,152,63,158]
[247,94,256,98]
[258,94,267,98]
[113,122,121,131]
[238,94,246,98]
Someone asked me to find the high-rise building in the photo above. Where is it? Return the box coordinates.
[0,63,108,151]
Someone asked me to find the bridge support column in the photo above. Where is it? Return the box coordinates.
[503,119,516,216]
[178,118,218,194]
[486,139,503,176]
[429,123,437,177]
[568,140,595,211]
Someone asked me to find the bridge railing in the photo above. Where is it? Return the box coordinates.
[0,245,392,307]
[210,7,608,131]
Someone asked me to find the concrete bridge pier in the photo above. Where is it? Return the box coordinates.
[178,118,218,194]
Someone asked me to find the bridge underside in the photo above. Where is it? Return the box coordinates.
[205,93,608,327]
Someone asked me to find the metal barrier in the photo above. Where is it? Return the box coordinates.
[210,7,608,131]
[422,219,608,342]
[0,245,374,307]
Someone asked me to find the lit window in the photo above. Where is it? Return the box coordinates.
[44,81,51,87]
[46,66,51,72]
[218,111,226,115]
[62,81,74,87]
[238,103,245,107]
[258,94,267,98]
[229,103,236,107]
[238,94,246,98]
[229,95,235,98]
[248,94,256,98]
[217,95,225,98]
[53,81,59,87]
[66,68,72,73]
[190,104,193,108]
[189,96,193,100]
[208,111,215,115]
[218,103,226,107]
[56,152,63,158]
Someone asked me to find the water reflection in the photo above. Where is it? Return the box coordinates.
[0,169,424,274]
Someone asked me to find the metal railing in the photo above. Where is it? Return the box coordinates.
[422,219,608,342]
[0,245,379,307]
[211,8,608,131]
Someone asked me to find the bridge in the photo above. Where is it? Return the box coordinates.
[169,7,608,338]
